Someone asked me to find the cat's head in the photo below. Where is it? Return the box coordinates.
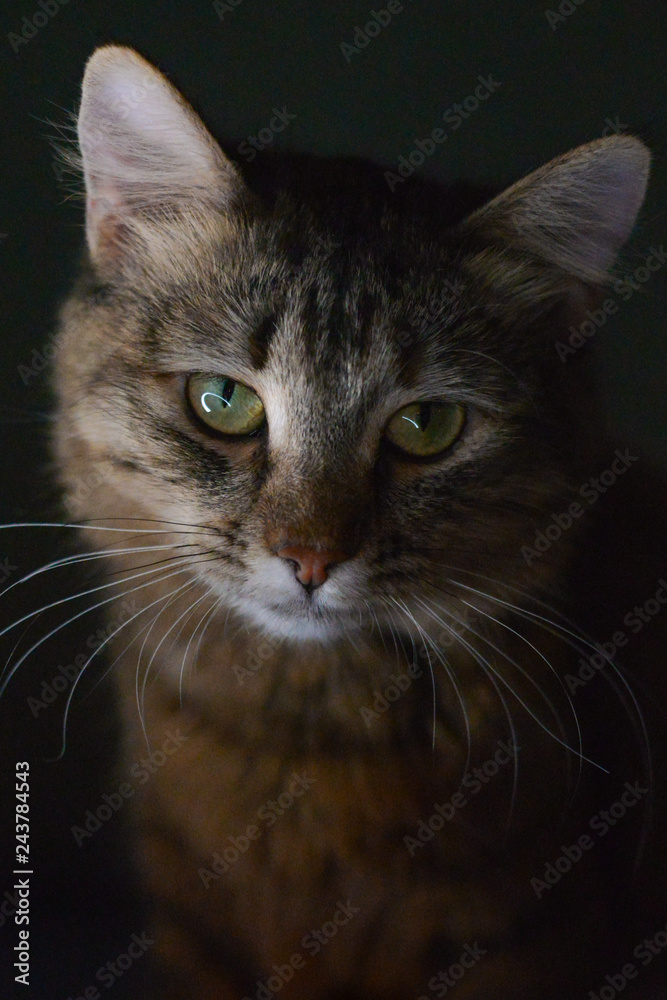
[53,46,649,641]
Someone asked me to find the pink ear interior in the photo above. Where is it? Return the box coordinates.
[77,45,239,266]
[462,136,651,283]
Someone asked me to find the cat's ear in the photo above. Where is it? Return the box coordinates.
[460,136,650,284]
[77,45,243,270]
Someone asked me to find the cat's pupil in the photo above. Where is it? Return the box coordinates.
[419,402,431,432]
[202,378,235,412]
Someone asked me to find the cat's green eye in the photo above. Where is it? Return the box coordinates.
[186,375,265,435]
[385,401,465,457]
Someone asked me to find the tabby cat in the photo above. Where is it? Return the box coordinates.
[49,45,666,999]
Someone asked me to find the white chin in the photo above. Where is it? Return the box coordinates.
[238,601,357,642]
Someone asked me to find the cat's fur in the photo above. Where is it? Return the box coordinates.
[51,46,666,998]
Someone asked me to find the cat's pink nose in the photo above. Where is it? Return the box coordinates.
[276,545,347,590]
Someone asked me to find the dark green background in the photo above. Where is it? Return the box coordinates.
[0,1,664,997]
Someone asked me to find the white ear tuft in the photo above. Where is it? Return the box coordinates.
[461,136,651,284]
[78,45,240,266]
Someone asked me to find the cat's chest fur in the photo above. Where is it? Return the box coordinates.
[113,601,604,998]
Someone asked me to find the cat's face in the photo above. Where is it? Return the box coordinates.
[53,46,649,641]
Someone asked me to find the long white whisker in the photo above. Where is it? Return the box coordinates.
[0,558,216,697]
[133,582,198,745]
[3,609,47,681]
[416,594,607,773]
[0,541,203,601]
[84,589,201,703]
[382,600,402,664]
[448,594,581,804]
[162,589,215,667]
[446,577,651,777]
[414,596,519,831]
[52,577,198,760]
[388,596,438,752]
[0,520,217,535]
[0,556,188,648]
[177,599,216,708]
[385,596,472,770]
[0,554,203,653]
[181,596,225,705]
[430,589,582,786]
[139,581,207,724]
[363,599,386,651]
[444,574,652,856]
